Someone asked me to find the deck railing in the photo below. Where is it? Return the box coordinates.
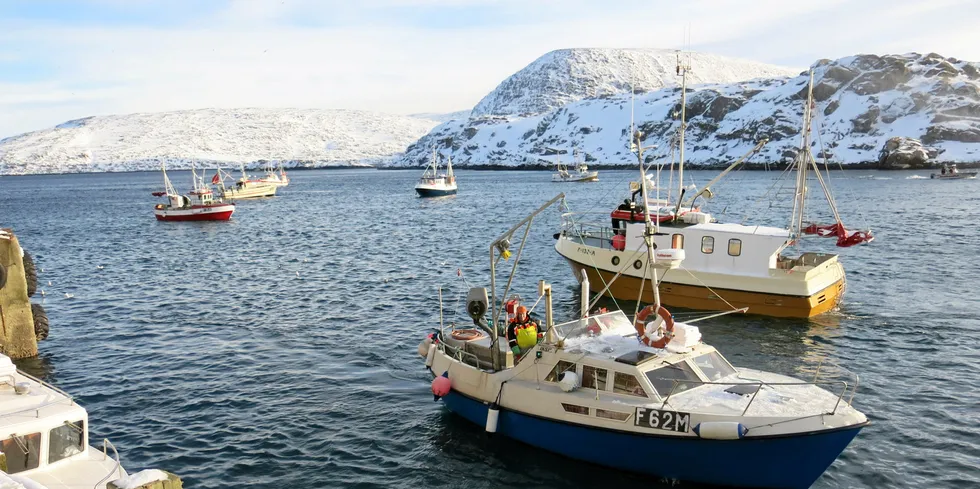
[0,371,76,419]
[94,438,122,489]
[658,378,856,417]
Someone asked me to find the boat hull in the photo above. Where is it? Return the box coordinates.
[441,389,865,489]
[416,187,458,197]
[154,205,235,221]
[930,173,977,179]
[553,174,599,182]
[220,184,278,199]
[566,259,844,318]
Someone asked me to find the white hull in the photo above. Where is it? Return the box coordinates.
[553,171,599,182]
[220,182,278,199]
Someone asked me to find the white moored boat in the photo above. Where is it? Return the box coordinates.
[555,59,873,318]
[930,164,977,179]
[552,150,598,182]
[255,161,290,187]
[214,163,279,199]
[418,189,868,488]
[415,149,457,197]
[0,353,177,488]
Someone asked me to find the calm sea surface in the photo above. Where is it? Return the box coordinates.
[0,168,977,488]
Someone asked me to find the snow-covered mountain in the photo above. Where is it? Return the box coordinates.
[395,52,980,167]
[471,48,797,118]
[0,108,447,175]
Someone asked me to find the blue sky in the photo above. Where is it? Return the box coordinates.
[2,0,979,138]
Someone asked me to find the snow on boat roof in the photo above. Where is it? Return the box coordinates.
[555,311,702,361]
[689,222,789,237]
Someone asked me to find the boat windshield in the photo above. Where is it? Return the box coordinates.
[691,351,736,381]
[645,360,702,397]
[554,311,636,339]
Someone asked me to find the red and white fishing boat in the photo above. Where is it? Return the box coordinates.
[152,165,235,221]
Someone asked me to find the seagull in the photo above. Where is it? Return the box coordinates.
[40,290,45,297]
[295,271,300,277]
[48,281,52,286]
[96,265,104,270]
[64,293,74,299]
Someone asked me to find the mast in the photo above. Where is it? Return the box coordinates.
[446,154,454,180]
[789,71,815,242]
[676,51,690,202]
[161,163,177,196]
[632,130,662,310]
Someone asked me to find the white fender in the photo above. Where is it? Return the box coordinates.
[693,422,748,440]
[425,344,436,368]
[485,404,500,433]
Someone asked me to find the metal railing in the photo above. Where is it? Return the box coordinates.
[438,342,485,370]
[94,438,122,489]
[658,379,854,417]
[0,372,76,419]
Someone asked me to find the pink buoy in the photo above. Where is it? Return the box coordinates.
[432,373,451,401]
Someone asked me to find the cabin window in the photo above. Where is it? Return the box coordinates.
[545,360,577,382]
[582,366,607,391]
[595,409,632,421]
[692,352,737,382]
[612,372,648,397]
[728,239,742,256]
[49,420,85,464]
[645,361,702,397]
[671,234,684,249]
[2,433,41,473]
[561,403,589,415]
[701,236,714,254]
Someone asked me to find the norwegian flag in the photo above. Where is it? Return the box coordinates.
[211,173,220,185]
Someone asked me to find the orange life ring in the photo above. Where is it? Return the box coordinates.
[633,305,675,348]
[451,329,485,341]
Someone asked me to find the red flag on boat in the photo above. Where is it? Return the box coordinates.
[803,222,874,247]
[211,173,220,184]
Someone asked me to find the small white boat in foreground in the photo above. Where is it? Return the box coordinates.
[415,149,457,197]
[0,354,178,488]
[418,190,868,489]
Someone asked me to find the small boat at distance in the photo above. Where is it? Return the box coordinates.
[254,161,290,187]
[930,164,977,179]
[415,149,457,197]
[153,165,235,221]
[214,163,279,199]
[552,150,598,182]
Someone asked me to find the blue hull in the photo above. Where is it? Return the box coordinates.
[416,188,457,197]
[442,391,865,489]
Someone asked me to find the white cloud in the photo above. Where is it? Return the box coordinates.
[1,0,979,138]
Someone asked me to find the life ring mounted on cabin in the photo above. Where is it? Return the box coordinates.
[451,329,485,341]
[633,305,674,348]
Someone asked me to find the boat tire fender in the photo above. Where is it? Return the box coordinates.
[23,250,37,297]
[634,305,674,349]
[31,303,49,341]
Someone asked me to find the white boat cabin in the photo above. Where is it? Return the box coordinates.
[0,355,122,486]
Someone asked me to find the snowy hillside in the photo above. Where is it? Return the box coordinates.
[396,52,980,167]
[0,108,445,175]
[471,48,798,118]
